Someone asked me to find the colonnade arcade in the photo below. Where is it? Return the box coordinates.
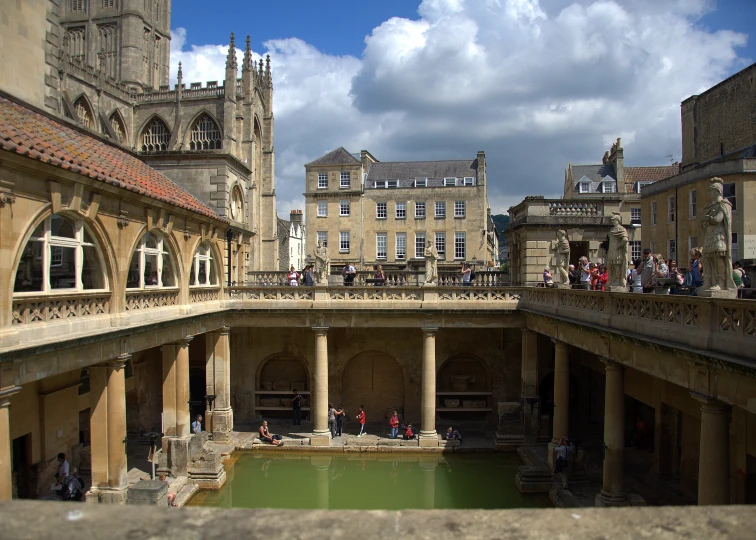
[2,311,748,505]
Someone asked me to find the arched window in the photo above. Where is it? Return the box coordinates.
[189,114,222,150]
[66,27,86,63]
[73,96,95,129]
[229,184,244,222]
[14,215,106,293]
[109,111,127,143]
[140,117,170,153]
[189,244,218,287]
[127,231,177,289]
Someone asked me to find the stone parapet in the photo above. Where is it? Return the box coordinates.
[0,501,753,538]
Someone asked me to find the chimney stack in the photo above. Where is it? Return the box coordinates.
[289,209,303,223]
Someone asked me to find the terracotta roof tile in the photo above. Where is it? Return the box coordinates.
[0,96,226,222]
[623,166,678,193]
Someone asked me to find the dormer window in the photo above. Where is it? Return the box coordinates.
[636,181,652,193]
[444,177,456,187]
[463,177,474,186]
[414,178,427,187]
[578,182,590,193]
[602,182,616,193]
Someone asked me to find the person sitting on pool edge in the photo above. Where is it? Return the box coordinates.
[259,420,284,446]
[403,423,417,440]
[446,426,463,443]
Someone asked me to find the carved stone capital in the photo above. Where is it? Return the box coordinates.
[0,191,16,207]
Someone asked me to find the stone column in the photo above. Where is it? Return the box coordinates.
[209,327,233,442]
[548,339,569,468]
[175,337,192,437]
[596,359,628,507]
[521,328,540,443]
[419,327,438,447]
[693,394,731,505]
[0,386,21,502]
[419,459,437,509]
[310,456,331,509]
[161,343,178,437]
[88,364,109,498]
[311,326,330,446]
[103,355,129,504]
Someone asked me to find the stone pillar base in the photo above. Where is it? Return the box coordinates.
[211,408,233,442]
[606,285,629,293]
[697,287,737,299]
[189,468,227,490]
[310,431,331,447]
[87,487,128,504]
[595,490,629,507]
[418,433,439,447]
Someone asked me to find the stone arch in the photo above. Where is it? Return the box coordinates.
[72,94,95,129]
[342,351,405,423]
[256,353,310,419]
[125,227,182,289]
[10,208,116,297]
[436,354,492,421]
[108,109,128,144]
[184,110,223,150]
[137,114,171,152]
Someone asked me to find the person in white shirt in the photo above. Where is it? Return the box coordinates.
[56,453,69,485]
[579,256,591,289]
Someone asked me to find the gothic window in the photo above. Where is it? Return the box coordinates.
[189,114,222,150]
[189,244,218,287]
[102,0,116,7]
[73,96,95,129]
[71,0,85,12]
[98,24,118,80]
[229,185,244,221]
[66,27,86,63]
[126,231,176,289]
[109,111,126,143]
[140,117,170,152]
[14,215,107,293]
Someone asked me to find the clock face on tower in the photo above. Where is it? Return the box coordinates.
[230,186,243,221]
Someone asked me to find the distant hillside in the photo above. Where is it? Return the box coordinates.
[492,214,509,235]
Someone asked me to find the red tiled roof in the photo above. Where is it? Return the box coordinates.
[623,166,678,193]
[0,96,226,221]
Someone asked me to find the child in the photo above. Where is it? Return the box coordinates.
[356,405,366,437]
[389,410,399,439]
[404,423,415,440]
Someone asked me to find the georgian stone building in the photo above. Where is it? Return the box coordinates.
[3,0,279,276]
[642,63,756,269]
[303,147,497,271]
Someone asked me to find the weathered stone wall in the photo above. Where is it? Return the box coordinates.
[681,64,756,169]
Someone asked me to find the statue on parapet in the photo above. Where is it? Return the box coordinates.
[424,239,439,284]
[313,241,330,285]
[607,212,629,290]
[553,230,570,286]
[700,177,736,297]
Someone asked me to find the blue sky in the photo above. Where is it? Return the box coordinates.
[170,0,755,216]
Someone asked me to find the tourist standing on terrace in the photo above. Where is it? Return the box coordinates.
[389,410,399,439]
[328,403,337,437]
[641,249,655,293]
[288,265,300,286]
[335,404,345,436]
[191,415,202,434]
[461,262,472,286]
[291,389,302,426]
[356,405,366,437]
[579,256,591,289]
[303,264,315,286]
[342,262,357,286]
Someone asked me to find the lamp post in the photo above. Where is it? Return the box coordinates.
[144,431,161,479]
[225,230,234,287]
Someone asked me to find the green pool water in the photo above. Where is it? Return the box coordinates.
[187,452,548,510]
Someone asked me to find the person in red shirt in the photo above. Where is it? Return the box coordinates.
[389,410,399,439]
[404,423,416,440]
[356,405,366,437]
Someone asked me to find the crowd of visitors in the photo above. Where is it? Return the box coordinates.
[563,247,751,296]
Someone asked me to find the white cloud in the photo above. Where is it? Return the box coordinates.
[171,0,748,218]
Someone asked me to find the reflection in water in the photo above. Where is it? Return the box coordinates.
[187,453,548,510]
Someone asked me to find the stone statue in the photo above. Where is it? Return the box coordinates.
[313,241,330,285]
[553,230,570,285]
[424,239,438,284]
[700,177,736,297]
[607,212,629,290]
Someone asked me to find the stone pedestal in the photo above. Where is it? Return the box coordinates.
[159,436,190,478]
[419,327,438,445]
[693,393,731,505]
[187,432,226,489]
[422,282,438,304]
[515,465,554,493]
[128,480,168,506]
[698,287,737,299]
[595,359,629,507]
[311,326,331,446]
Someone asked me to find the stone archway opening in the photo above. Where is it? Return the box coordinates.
[342,351,404,425]
[256,354,310,421]
[436,356,492,425]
